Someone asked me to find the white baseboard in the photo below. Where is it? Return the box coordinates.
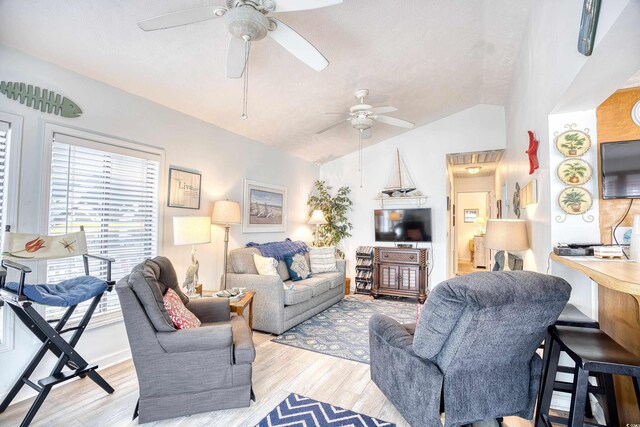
[0,349,132,407]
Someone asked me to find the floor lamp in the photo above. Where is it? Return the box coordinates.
[308,210,328,247]
[212,200,241,290]
[484,219,529,271]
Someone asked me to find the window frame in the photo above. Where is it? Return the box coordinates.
[39,123,165,329]
[0,111,24,353]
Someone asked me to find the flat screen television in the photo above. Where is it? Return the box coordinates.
[374,208,432,242]
[601,140,640,199]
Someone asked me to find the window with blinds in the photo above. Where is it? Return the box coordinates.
[0,121,9,347]
[46,132,161,323]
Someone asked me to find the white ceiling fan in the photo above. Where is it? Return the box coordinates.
[317,89,415,187]
[138,0,342,118]
[317,89,415,139]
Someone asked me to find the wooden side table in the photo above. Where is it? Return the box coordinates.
[229,291,255,329]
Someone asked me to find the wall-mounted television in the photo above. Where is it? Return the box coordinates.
[374,208,432,242]
[601,140,640,199]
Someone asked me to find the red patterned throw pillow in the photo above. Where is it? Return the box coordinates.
[163,288,201,329]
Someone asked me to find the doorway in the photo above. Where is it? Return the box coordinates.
[446,149,504,277]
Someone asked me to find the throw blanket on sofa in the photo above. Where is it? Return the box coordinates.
[247,238,308,261]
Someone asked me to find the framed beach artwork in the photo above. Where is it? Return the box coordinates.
[242,179,287,233]
[168,167,201,209]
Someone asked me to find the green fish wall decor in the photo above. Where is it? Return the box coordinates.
[0,81,82,118]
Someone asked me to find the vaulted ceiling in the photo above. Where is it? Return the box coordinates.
[0,0,532,163]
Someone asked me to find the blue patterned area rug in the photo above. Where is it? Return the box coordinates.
[272,296,416,363]
[255,393,395,427]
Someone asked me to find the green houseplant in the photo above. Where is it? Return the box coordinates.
[307,180,353,256]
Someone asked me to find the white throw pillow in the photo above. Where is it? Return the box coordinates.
[253,253,279,276]
[309,246,338,273]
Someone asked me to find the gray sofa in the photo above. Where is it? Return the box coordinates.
[116,257,255,423]
[369,271,571,427]
[225,247,346,334]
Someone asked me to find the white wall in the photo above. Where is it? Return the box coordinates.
[502,0,640,314]
[0,45,318,402]
[319,104,506,287]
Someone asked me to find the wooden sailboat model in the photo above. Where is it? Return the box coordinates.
[382,149,417,196]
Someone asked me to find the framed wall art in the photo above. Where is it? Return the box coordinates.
[243,179,287,233]
[557,159,593,186]
[555,130,591,157]
[168,167,201,209]
[464,209,479,223]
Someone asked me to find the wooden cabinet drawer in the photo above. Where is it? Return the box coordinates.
[378,248,421,264]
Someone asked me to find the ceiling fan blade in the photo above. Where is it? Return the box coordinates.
[373,115,415,129]
[317,118,349,134]
[323,112,350,116]
[137,6,226,31]
[369,106,398,114]
[273,0,343,13]
[227,37,247,79]
[361,128,372,139]
[268,18,329,71]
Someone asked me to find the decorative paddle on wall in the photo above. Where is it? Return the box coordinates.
[0,81,82,118]
[578,0,601,56]
[137,0,342,119]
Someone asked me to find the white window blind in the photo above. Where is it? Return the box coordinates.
[46,132,160,323]
[0,121,10,247]
[0,121,9,346]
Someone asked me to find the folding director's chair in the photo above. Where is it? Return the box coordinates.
[0,227,115,427]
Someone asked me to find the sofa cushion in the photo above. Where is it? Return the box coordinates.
[229,247,260,274]
[309,246,338,273]
[253,253,279,276]
[296,277,331,297]
[284,253,312,281]
[284,285,313,306]
[313,271,344,289]
[276,259,290,282]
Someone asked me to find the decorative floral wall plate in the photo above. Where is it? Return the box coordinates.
[558,187,593,215]
[555,130,591,157]
[557,159,593,186]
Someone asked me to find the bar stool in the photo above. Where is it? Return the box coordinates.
[537,304,600,421]
[536,325,640,427]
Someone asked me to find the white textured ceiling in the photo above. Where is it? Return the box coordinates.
[0,0,531,163]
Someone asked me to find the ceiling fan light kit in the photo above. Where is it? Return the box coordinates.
[138,0,341,118]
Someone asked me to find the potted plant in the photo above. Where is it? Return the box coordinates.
[563,161,588,184]
[307,180,353,257]
[561,189,586,212]
[561,133,586,156]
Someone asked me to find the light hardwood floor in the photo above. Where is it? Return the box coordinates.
[1,330,539,427]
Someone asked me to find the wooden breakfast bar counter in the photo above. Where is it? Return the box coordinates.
[551,253,640,424]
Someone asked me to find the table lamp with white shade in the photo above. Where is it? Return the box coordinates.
[308,210,328,247]
[173,216,212,295]
[484,219,529,271]
[211,200,241,290]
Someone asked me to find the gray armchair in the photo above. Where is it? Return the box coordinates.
[116,256,255,424]
[369,271,571,427]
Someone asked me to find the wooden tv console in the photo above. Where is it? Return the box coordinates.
[372,247,429,303]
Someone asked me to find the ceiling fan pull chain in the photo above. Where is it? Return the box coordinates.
[241,38,251,119]
[359,129,363,188]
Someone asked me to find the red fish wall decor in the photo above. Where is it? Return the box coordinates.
[526,131,539,175]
